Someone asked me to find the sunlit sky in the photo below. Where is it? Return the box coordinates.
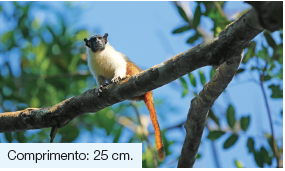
[0,1,283,168]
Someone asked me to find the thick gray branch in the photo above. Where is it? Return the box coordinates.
[246,1,283,32]
[177,2,282,168]
[178,51,244,168]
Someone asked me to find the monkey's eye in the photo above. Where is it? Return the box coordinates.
[98,37,102,40]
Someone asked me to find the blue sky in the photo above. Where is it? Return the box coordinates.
[0,1,283,168]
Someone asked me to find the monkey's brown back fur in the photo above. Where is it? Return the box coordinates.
[126,61,165,161]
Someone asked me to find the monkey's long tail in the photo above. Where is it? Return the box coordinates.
[144,91,165,161]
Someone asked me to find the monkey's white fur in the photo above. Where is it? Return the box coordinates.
[87,43,127,86]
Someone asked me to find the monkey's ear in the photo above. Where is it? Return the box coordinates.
[103,33,108,44]
[84,38,90,48]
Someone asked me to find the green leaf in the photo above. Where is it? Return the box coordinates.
[59,124,80,142]
[143,148,154,168]
[254,150,264,167]
[235,68,245,75]
[207,130,225,141]
[196,153,201,159]
[75,30,88,41]
[40,58,50,74]
[31,96,40,108]
[188,73,196,87]
[240,116,250,131]
[113,125,123,143]
[177,6,189,23]
[243,41,256,64]
[223,134,238,149]
[35,42,48,65]
[179,77,188,97]
[247,137,255,153]
[226,105,236,129]
[15,132,26,143]
[199,70,206,85]
[4,132,13,143]
[210,67,215,79]
[263,75,271,82]
[172,25,191,34]
[257,46,269,60]
[208,109,220,126]
[234,159,243,168]
[186,32,201,44]
[263,31,277,49]
[268,84,282,98]
[179,77,188,89]
[142,159,147,168]
[95,109,116,135]
[1,31,13,43]
[193,4,202,28]
[272,44,283,63]
[260,147,271,165]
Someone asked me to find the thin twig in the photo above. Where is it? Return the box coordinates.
[214,2,229,21]
[258,62,280,167]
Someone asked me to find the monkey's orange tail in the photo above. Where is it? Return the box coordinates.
[144,91,165,161]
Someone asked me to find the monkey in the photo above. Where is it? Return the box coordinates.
[84,33,165,161]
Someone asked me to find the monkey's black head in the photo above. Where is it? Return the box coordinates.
[84,33,108,53]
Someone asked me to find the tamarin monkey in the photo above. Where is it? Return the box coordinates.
[84,33,165,161]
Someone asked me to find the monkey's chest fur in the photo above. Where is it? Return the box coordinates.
[88,49,127,80]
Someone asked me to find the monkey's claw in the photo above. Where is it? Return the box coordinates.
[97,85,107,97]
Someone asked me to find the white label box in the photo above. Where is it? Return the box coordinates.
[0,143,142,168]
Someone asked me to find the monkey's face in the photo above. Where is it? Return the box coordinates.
[84,33,108,53]
[89,35,106,52]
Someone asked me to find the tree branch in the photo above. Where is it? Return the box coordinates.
[177,2,282,167]
[245,1,283,32]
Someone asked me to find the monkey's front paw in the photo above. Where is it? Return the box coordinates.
[97,85,107,97]
[111,76,122,84]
